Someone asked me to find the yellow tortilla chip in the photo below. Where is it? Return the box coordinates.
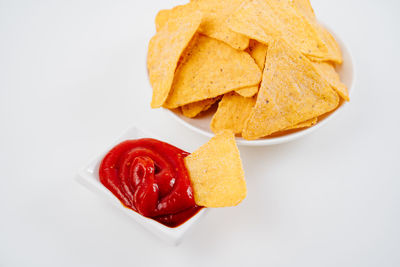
[242,39,339,140]
[148,11,202,108]
[155,4,197,32]
[185,130,246,207]
[235,85,259,97]
[227,0,328,58]
[181,97,219,118]
[193,0,250,50]
[155,9,172,32]
[312,62,349,101]
[287,0,315,20]
[285,117,317,130]
[155,7,167,32]
[286,0,342,63]
[307,25,343,63]
[248,40,268,70]
[164,35,261,108]
[211,92,256,134]
[156,0,249,50]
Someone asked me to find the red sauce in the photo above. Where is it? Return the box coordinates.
[99,138,202,228]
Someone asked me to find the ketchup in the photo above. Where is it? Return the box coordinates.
[99,138,202,227]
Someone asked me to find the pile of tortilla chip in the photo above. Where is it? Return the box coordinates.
[148,0,349,140]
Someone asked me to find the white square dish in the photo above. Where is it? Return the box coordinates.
[76,126,207,245]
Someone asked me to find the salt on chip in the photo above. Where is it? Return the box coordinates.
[184,130,246,207]
[156,0,249,50]
[235,85,259,97]
[227,0,329,58]
[248,40,268,70]
[242,39,339,140]
[181,97,219,118]
[148,11,202,108]
[312,62,349,101]
[285,117,317,130]
[211,92,256,134]
[164,35,261,108]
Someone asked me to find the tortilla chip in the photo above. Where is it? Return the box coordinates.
[248,40,268,70]
[242,39,339,140]
[312,62,349,101]
[285,0,342,63]
[307,25,343,63]
[285,117,317,130]
[156,0,249,50]
[184,130,246,207]
[155,4,197,31]
[235,85,259,97]
[227,0,328,58]
[211,92,256,134]
[155,9,173,32]
[155,11,166,32]
[287,0,315,20]
[148,11,202,108]
[164,35,261,108]
[181,97,219,118]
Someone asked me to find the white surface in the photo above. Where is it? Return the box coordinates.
[76,126,207,245]
[0,0,399,266]
[168,27,355,146]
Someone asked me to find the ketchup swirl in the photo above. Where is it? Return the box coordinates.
[99,138,202,227]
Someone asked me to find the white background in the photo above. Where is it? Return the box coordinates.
[1,0,399,266]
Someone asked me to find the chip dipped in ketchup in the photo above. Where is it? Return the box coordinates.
[99,138,202,228]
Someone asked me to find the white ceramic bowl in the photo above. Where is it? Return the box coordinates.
[76,126,208,245]
[165,27,355,146]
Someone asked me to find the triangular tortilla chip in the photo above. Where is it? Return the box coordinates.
[156,0,249,50]
[164,35,261,108]
[155,5,196,32]
[285,117,317,130]
[242,39,339,140]
[235,85,259,97]
[285,0,342,63]
[227,0,328,58]
[181,97,220,118]
[211,92,256,134]
[312,62,349,101]
[306,25,343,63]
[148,11,202,108]
[248,40,268,70]
[185,130,246,207]
[288,0,315,20]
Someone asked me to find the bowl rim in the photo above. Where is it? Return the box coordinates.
[164,23,356,146]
